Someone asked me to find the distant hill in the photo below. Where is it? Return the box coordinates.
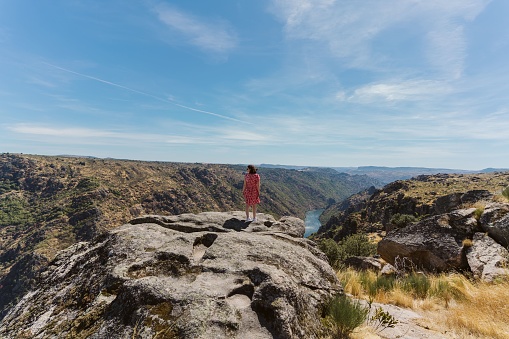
[0,153,379,319]
[261,164,509,184]
[334,166,474,184]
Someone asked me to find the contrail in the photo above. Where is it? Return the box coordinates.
[43,62,247,123]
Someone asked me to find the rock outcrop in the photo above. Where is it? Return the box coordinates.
[466,232,509,282]
[318,171,509,242]
[0,212,342,339]
[378,204,509,278]
[433,190,493,214]
[377,214,470,272]
[479,203,509,247]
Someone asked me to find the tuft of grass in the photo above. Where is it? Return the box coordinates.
[469,200,490,220]
[462,238,473,248]
[399,273,431,299]
[322,294,369,339]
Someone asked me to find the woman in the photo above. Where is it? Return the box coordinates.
[243,164,260,221]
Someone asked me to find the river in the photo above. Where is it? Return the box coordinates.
[304,209,324,237]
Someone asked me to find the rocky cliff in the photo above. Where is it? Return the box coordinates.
[0,153,377,320]
[0,212,342,339]
[317,172,509,241]
[376,202,509,279]
[315,172,509,279]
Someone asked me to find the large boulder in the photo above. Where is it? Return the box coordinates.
[479,203,509,248]
[377,214,470,272]
[0,211,340,339]
[466,232,509,282]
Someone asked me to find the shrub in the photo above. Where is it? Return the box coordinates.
[390,213,418,228]
[339,233,377,259]
[322,294,369,338]
[318,238,343,270]
[502,186,509,201]
[0,196,35,226]
[368,305,398,332]
[318,234,377,270]
[75,177,100,191]
[0,179,19,194]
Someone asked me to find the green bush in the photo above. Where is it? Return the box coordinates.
[0,179,19,194]
[390,213,418,228]
[339,233,377,259]
[318,238,343,270]
[502,186,509,201]
[318,234,377,270]
[322,294,368,338]
[75,177,100,191]
[0,196,35,226]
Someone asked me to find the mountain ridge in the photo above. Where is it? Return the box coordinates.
[0,153,378,319]
[261,163,508,184]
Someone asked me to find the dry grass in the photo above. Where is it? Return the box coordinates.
[433,280,509,338]
[399,172,509,207]
[337,268,509,338]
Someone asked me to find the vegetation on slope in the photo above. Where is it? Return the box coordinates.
[314,172,509,338]
[317,172,509,241]
[0,153,378,319]
[339,268,509,338]
[318,232,509,338]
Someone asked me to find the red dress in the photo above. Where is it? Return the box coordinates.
[243,173,260,205]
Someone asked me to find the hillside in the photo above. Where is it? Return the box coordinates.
[316,171,509,241]
[261,164,509,184]
[0,153,378,319]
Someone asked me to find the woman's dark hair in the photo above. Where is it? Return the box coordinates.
[247,164,257,174]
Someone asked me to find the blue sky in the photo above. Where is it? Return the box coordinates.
[1,0,508,170]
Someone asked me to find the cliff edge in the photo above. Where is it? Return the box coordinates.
[0,211,342,339]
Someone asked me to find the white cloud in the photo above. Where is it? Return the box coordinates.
[269,0,490,74]
[6,124,200,144]
[6,123,273,146]
[220,130,269,142]
[349,79,452,102]
[153,4,237,54]
[425,24,466,79]
[26,76,57,88]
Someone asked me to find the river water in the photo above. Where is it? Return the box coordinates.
[304,209,324,237]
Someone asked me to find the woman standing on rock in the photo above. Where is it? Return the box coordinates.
[243,164,260,222]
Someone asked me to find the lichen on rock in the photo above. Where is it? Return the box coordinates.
[0,211,342,339]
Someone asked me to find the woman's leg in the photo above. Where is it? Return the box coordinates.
[245,203,250,219]
[253,204,257,220]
